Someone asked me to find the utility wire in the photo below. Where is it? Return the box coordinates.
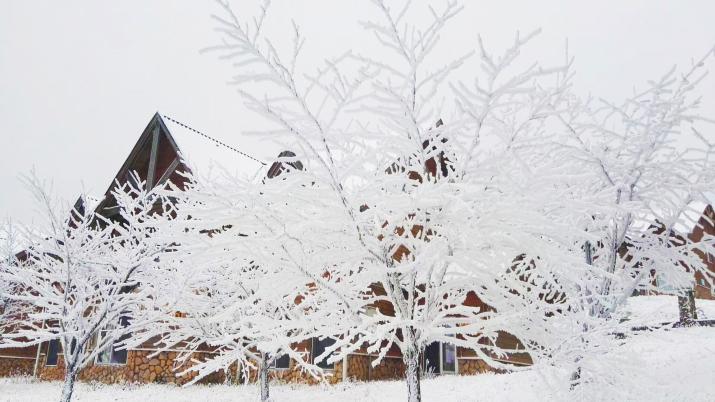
[161,114,267,166]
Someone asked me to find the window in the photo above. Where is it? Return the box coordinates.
[96,337,112,364]
[441,342,457,374]
[423,340,457,375]
[423,342,440,375]
[46,339,60,366]
[95,334,128,365]
[312,337,336,370]
[271,354,290,370]
[95,316,130,365]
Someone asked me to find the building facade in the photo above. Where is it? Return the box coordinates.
[0,113,529,385]
[3,113,712,385]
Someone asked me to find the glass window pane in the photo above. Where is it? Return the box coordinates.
[441,342,456,373]
[96,331,111,364]
[111,347,127,364]
[96,346,112,364]
[46,339,60,366]
[312,338,336,370]
[423,342,440,375]
[273,354,290,369]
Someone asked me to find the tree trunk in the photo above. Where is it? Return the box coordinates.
[403,348,422,402]
[60,367,77,402]
[570,241,594,388]
[259,354,270,402]
[678,289,697,325]
[569,365,582,389]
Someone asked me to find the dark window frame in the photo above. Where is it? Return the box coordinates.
[311,337,336,370]
[440,341,457,374]
[46,339,60,366]
[95,316,130,366]
[271,354,290,370]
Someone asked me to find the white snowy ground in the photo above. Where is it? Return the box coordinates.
[1,296,713,402]
[622,294,715,324]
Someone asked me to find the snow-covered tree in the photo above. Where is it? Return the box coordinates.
[0,174,167,402]
[0,218,22,331]
[172,1,715,400]
[125,174,327,401]
[200,2,588,401]
[541,47,715,389]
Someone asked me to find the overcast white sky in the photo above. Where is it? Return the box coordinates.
[1,0,715,226]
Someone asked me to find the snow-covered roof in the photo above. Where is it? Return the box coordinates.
[88,113,270,217]
[673,199,711,234]
[635,194,715,237]
[160,114,267,181]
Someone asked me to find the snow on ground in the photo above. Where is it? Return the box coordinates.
[1,322,713,402]
[622,295,715,324]
[0,373,541,402]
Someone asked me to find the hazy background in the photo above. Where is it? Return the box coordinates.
[2,0,715,226]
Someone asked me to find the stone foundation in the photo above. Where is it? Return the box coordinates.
[125,351,227,385]
[458,358,501,375]
[0,357,34,377]
[344,354,404,381]
[240,357,342,385]
[226,354,406,385]
[0,354,498,384]
[37,350,229,385]
[0,347,527,386]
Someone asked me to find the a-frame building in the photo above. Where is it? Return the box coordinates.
[92,112,266,221]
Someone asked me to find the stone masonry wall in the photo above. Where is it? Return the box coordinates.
[1,353,495,385]
[0,357,34,377]
[457,358,502,375]
[345,354,404,381]
[240,356,342,385]
[0,348,522,386]
[241,354,404,384]
[37,350,228,385]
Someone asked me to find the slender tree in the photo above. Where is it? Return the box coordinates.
[546,48,715,389]
[0,218,22,331]
[0,174,166,402]
[126,179,326,401]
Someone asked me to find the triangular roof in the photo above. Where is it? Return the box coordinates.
[92,113,267,218]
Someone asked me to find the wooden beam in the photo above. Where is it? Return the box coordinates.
[155,157,181,188]
[146,125,160,189]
